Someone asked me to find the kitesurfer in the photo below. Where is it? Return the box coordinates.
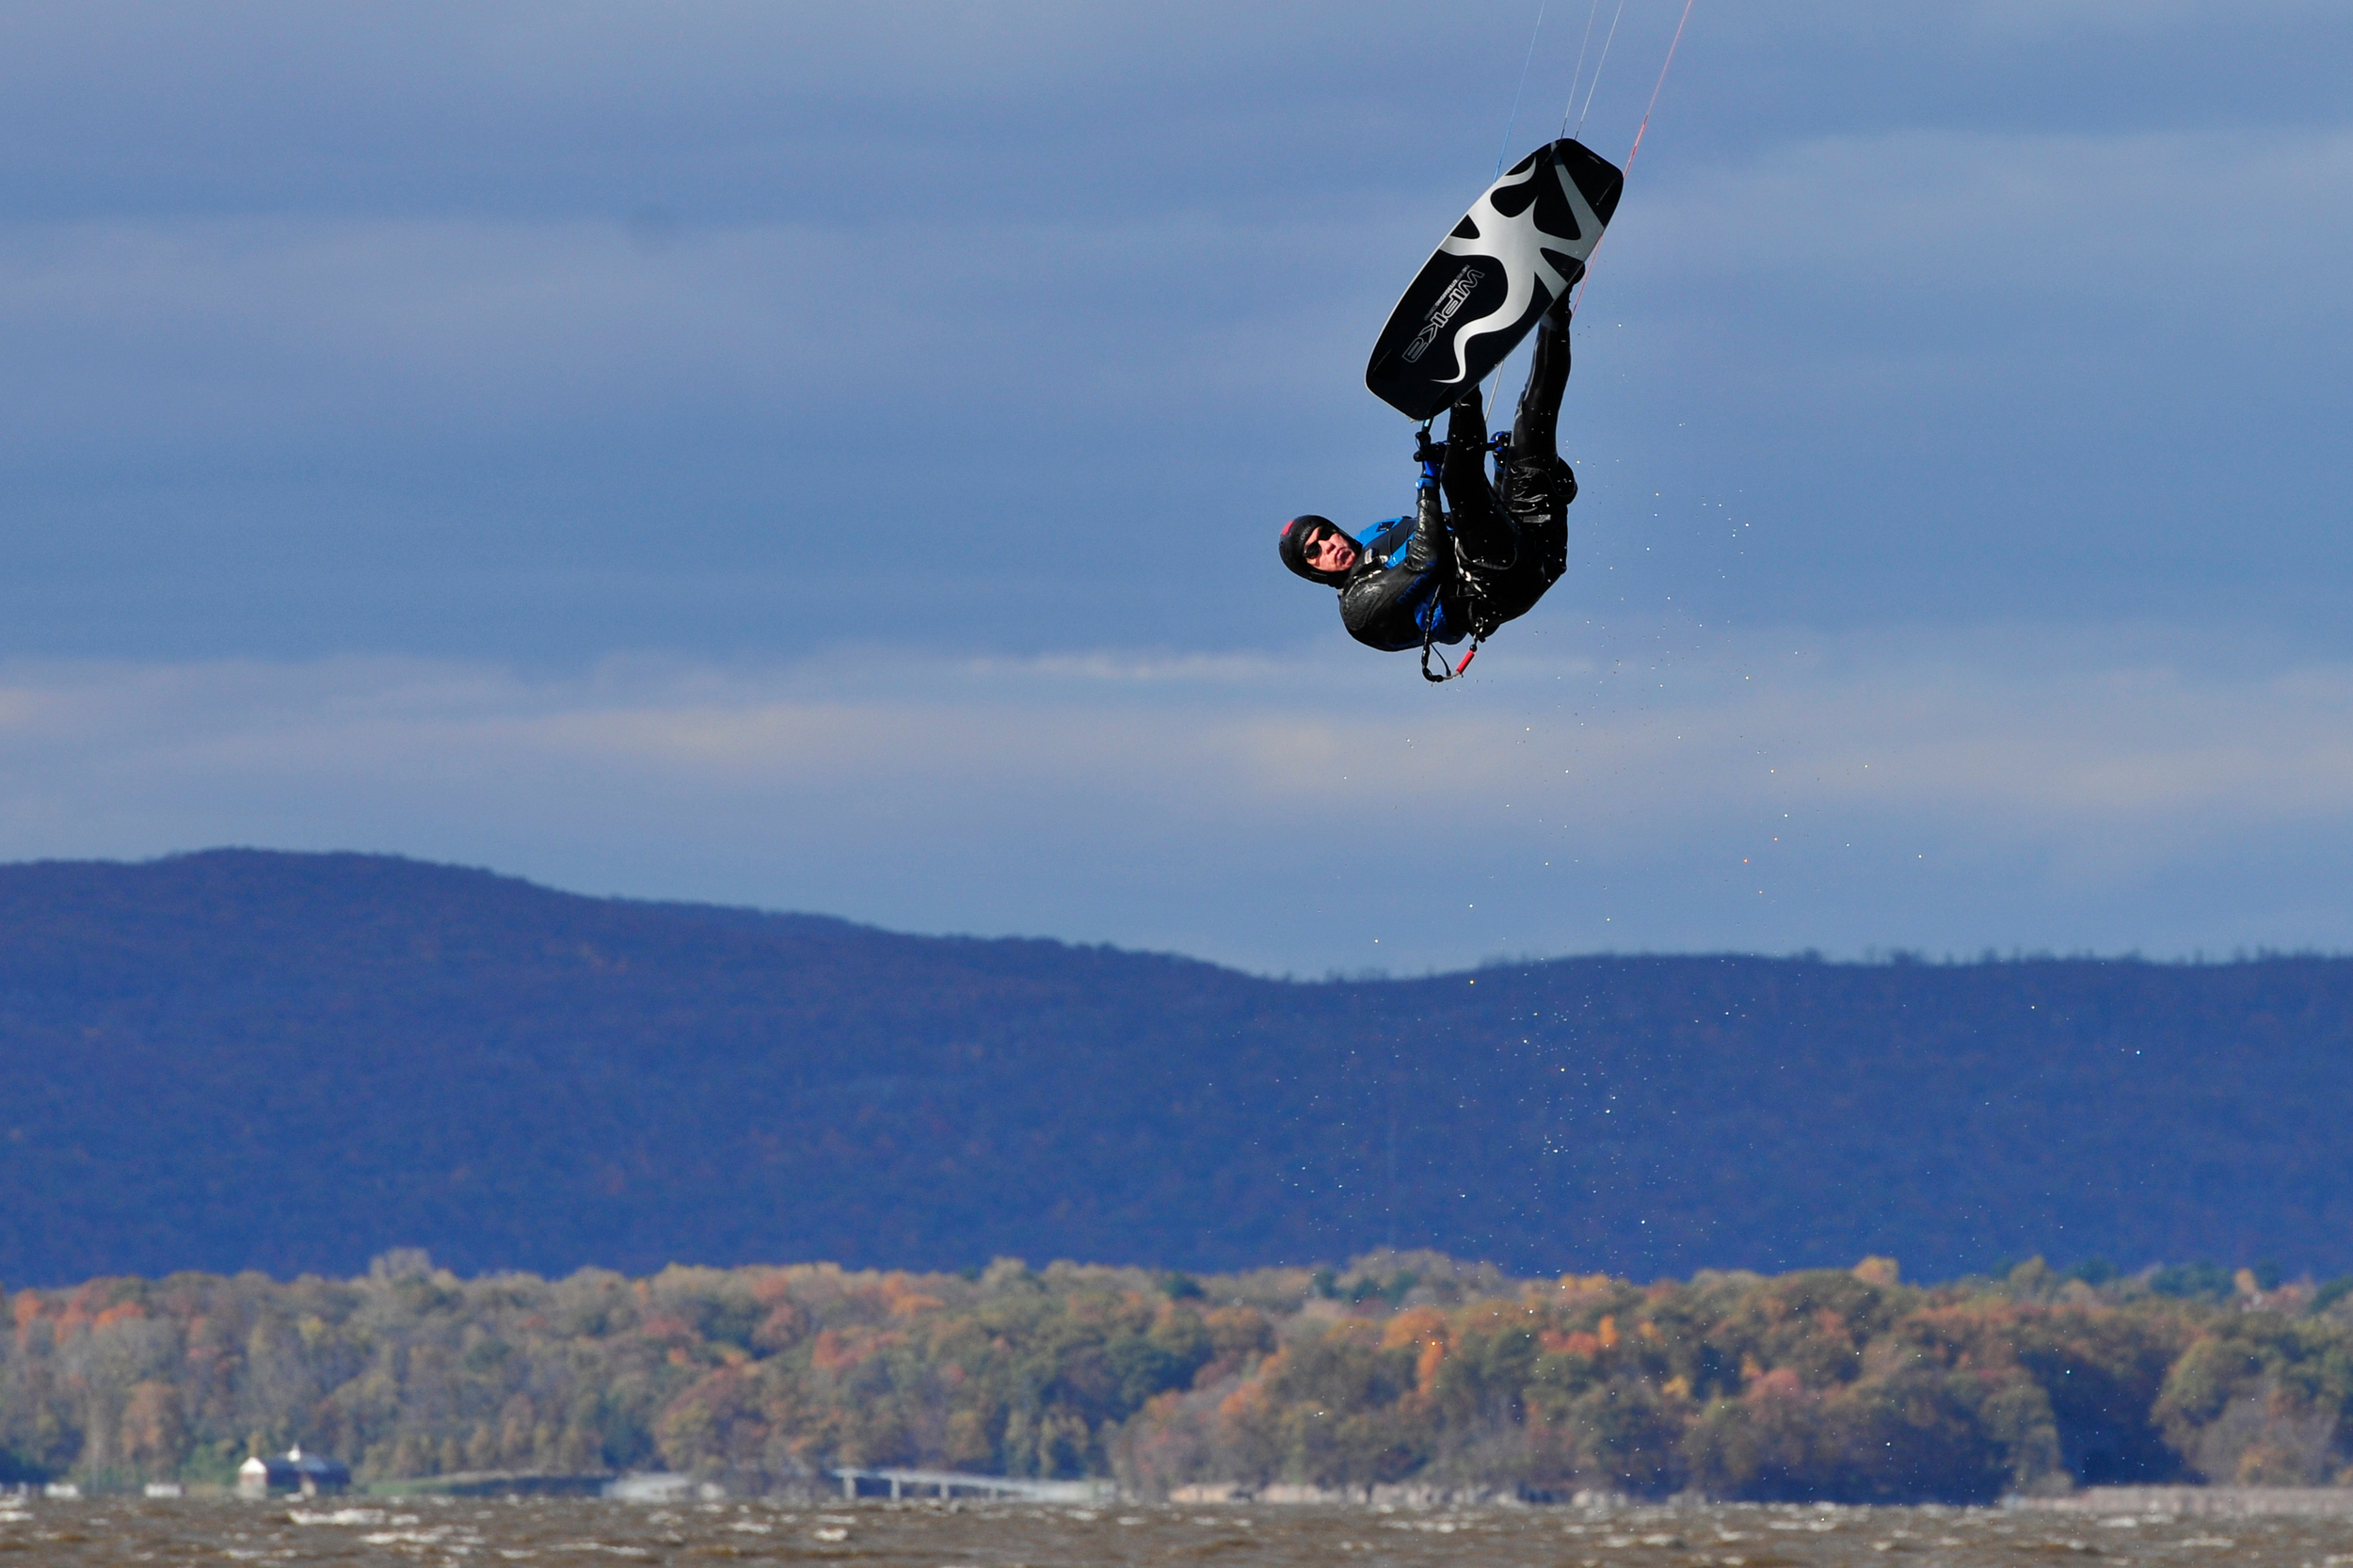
[1280,301,1577,670]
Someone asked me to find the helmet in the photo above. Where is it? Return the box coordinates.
[1278,515,1351,585]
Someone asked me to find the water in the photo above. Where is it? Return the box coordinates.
[0,1496,2348,1566]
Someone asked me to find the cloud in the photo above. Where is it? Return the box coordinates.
[2,2,2349,666]
[1961,0,2323,40]
[0,217,855,458]
[0,2,2348,973]
[1625,125,2353,323]
[5,627,2352,971]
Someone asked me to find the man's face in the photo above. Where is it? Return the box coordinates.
[1303,524,1357,575]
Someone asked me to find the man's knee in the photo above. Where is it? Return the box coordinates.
[1508,456,1576,518]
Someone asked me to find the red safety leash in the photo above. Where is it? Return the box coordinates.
[1625,0,1696,181]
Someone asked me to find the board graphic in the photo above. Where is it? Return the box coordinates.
[1366,139,1625,422]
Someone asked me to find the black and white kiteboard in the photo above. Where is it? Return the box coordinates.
[1366,139,1625,422]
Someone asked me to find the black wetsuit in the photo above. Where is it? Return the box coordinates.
[1337,310,1577,653]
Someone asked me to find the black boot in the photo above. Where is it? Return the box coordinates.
[1512,298,1572,465]
[1507,298,1577,520]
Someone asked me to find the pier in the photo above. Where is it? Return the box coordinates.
[828,1467,1112,1502]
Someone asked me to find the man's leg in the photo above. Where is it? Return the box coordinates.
[1509,297,1578,524]
[1472,300,1577,632]
[1441,387,1516,571]
[1506,298,1576,552]
[1511,300,1572,465]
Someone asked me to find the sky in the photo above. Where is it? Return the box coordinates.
[2,0,2348,974]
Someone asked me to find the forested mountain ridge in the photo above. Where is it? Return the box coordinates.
[2,849,2350,1285]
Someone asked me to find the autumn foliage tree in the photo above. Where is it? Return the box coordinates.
[3,1249,2350,1499]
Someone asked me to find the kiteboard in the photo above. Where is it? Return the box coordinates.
[1366,139,1625,422]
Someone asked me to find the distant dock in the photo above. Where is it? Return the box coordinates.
[828,1467,1112,1502]
[2014,1487,2353,1518]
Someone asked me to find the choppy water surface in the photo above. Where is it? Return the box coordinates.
[1,1496,2348,1567]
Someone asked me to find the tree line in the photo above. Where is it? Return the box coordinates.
[7,1248,2351,1502]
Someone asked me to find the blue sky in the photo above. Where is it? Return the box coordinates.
[2,1,2348,972]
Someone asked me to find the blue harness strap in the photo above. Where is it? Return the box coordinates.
[1356,515,1417,567]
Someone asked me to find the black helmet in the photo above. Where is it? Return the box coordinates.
[1278,515,1351,586]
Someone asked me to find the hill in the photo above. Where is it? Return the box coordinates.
[1,849,2349,1286]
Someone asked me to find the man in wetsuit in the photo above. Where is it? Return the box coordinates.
[1279,302,1577,675]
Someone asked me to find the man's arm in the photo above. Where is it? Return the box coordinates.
[1337,507,1456,652]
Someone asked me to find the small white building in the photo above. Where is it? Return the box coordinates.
[237,1447,351,1498]
[604,1472,723,1503]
